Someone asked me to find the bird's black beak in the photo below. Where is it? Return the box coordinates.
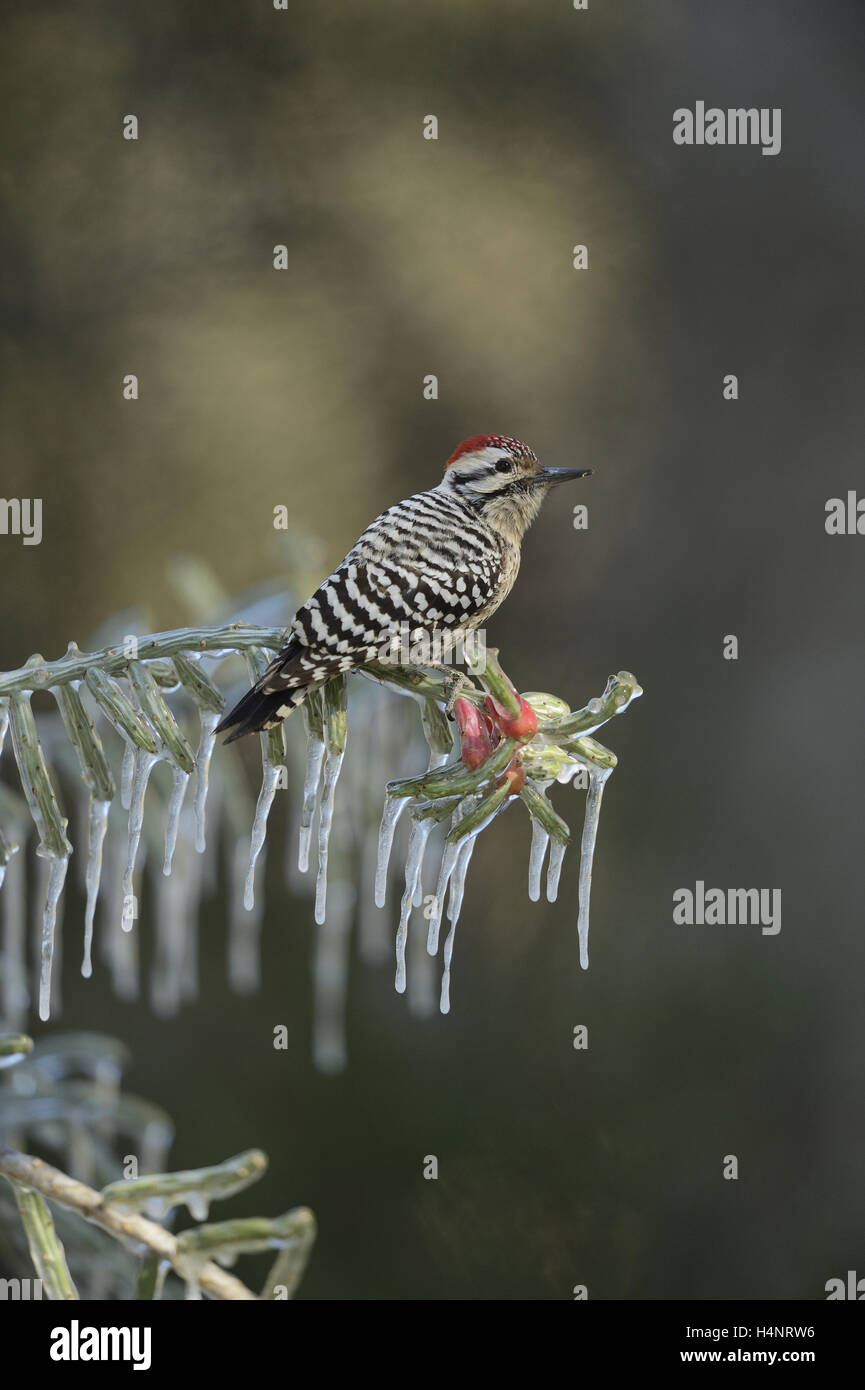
[532,467,593,486]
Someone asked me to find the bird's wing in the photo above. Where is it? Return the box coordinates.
[292,535,502,659]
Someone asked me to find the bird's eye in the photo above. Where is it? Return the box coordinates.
[495,457,512,473]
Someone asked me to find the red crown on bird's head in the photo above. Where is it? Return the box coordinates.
[445,434,539,470]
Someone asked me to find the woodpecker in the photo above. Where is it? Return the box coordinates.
[216,434,591,741]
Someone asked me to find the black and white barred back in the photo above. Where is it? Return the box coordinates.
[217,434,589,741]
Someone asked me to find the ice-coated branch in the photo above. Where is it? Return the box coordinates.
[376,663,643,1011]
[0,1032,33,1064]
[0,1147,259,1300]
[100,1148,268,1220]
[0,625,290,697]
[260,1206,317,1300]
[0,611,642,1033]
[9,1179,79,1300]
[0,1034,316,1298]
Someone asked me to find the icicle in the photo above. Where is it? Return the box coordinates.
[394,813,438,992]
[297,733,325,873]
[82,798,110,978]
[181,1254,206,1301]
[576,766,612,970]
[374,796,407,907]
[163,764,189,876]
[152,818,198,1017]
[447,832,476,927]
[120,739,135,811]
[123,749,158,929]
[100,816,141,999]
[0,701,8,758]
[354,698,392,962]
[49,885,64,1018]
[1,849,27,1028]
[186,1192,210,1223]
[141,1119,173,1178]
[193,709,220,854]
[244,759,281,911]
[229,840,262,994]
[439,832,481,1015]
[197,774,221,900]
[153,1260,169,1301]
[314,747,345,925]
[409,820,439,908]
[426,841,460,957]
[39,854,69,1021]
[376,748,448,909]
[394,882,413,994]
[528,821,550,902]
[546,839,567,903]
[357,821,390,962]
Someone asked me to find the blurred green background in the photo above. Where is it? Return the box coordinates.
[1,0,863,1298]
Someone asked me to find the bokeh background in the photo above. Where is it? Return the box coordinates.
[1,0,864,1298]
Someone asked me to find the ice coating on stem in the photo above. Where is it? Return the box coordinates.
[123,749,159,928]
[39,854,69,1021]
[120,739,135,811]
[314,748,345,925]
[374,796,407,908]
[193,709,220,854]
[0,701,8,759]
[244,757,281,911]
[528,819,550,902]
[163,764,190,876]
[577,766,612,970]
[82,797,110,978]
[297,732,325,873]
[546,839,567,903]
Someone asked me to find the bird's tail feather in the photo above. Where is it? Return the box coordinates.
[215,681,308,743]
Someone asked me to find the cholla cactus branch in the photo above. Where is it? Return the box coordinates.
[0,1033,33,1064]
[260,1207,317,1299]
[9,1179,79,1300]
[0,1147,258,1300]
[0,614,641,1027]
[100,1149,268,1218]
[0,1034,316,1299]
[0,625,289,696]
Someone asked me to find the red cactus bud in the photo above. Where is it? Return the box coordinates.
[485,693,538,743]
[501,757,527,794]
[455,697,494,770]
